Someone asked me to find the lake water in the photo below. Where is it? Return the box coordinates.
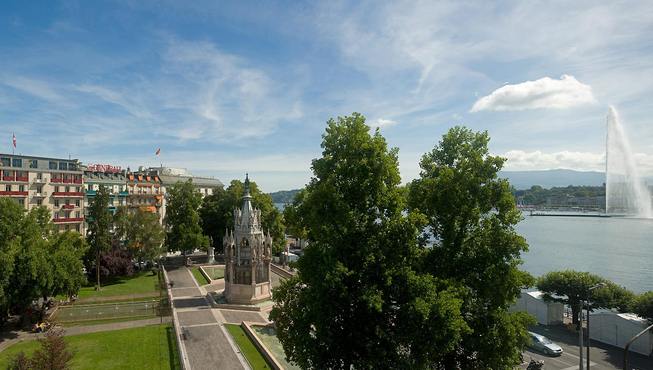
[517,215,653,293]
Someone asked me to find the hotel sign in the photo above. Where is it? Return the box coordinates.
[87,164,122,173]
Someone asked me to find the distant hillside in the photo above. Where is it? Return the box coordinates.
[499,169,605,190]
[269,189,301,204]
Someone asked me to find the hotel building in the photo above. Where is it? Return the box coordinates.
[83,164,128,230]
[126,170,164,221]
[0,153,85,232]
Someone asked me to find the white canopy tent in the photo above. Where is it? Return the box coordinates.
[589,311,652,356]
[509,290,565,325]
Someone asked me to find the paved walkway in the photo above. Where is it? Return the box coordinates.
[165,264,265,370]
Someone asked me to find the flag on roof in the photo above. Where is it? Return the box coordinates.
[155,148,161,156]
[12,133,16,148]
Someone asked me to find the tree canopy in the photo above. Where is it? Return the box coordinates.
[270,113,468,369]
[122,208,165,264]
[86,185,112,289]
[633,291,653,322]
[0,198,87,324]
[199,179,285,254]
[165,180,208,254]
[407,126,534,369]
[537,270,636,325]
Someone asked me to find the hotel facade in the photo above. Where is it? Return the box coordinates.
[0,153,85,232]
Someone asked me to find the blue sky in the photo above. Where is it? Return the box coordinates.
[1,1,653,191]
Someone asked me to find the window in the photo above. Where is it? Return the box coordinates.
[69,163,77,171]
[75,200,80,207]
[36,172,42,179]
[12,158,21,168]
[1,157,10,167]
[36,186,42,193]
[2,170,9,177]
[59,162,68,171]
[17,198,24,206]
[65,186,70,192]
[29,159,38,168]
[76,224,80,232]
[36,199,42,206]
[18,185,24,192]
[5,184,11,191]
[54,199,60,207]
[49,161,57,170]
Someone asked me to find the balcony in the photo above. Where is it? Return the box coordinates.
[15,176,28,182]
[52,217,84,223]
[33,192,47,197]
[0,191,28,197]
[52,191,84,197]
[63,178,72,184]
[73,178,83,184]
[2,176,14,181]
[51,178,63,183]
[62,204,75,209]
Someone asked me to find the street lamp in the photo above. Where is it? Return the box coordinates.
[586,282,607,369]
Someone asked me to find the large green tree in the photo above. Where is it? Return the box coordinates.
[86,185,112,289]
[270,113,468,369]
[0,198,23,325]
[537,270,635,325]
[282,189,308,246]
[199,180,285,254]
[408,126,534,369]
[165,180,208,254]
[125,209,165,265]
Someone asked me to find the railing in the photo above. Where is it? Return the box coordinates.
[52,217,84,223]
[73,178,83,184]
[62,204,75,209]
[0,191,28,196]
[15,176,28,182]
[51,178,63,183]
[52,192,84,197]
[2,176,14,181]
[63,178,72,184]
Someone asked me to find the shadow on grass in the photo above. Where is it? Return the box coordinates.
[166,326,182,370]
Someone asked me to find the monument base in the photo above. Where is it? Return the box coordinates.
[225,281,272,305]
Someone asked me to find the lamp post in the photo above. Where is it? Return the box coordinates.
[586,282,607,369]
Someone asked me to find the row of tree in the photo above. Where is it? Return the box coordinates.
[537,270,653,324]
[0,199,87,326]
[270,113,534,369]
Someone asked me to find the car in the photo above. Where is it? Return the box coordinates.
[528,331,563,356]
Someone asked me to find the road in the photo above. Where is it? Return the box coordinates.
[519,325,652,370]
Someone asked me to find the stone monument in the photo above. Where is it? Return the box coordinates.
[223,175,273,304]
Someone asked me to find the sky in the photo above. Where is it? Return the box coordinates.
[1,1,652,192]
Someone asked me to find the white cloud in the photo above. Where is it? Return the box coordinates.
[370,118,397,128]
[75,84,152,118]
[1,76,68,104]
[501,150,653,176]
[471,75,596,112]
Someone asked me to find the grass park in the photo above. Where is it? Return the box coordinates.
[76,271,160,301]
[224,324,271,370]
[0,324,180,370]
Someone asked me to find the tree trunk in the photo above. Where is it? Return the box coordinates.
[96,250,101,290]
[571,304,579,327]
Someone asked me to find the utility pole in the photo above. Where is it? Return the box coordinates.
[579,303,584,370]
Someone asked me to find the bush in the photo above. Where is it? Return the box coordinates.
[99,249,134,278]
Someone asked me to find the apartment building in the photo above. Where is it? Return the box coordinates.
[138,166,223,221]
[0,153,85,232]
[126,171,164,221]
[83,164,128,229]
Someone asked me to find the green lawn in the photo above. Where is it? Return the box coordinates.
[77,272,160,299]
[0,324,180,370]
[203,266,224,280]
[190,267,210,285]
[225,324,271,370]
[61,315,159,327]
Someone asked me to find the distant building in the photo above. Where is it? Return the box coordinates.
[0,153,85,233]
[126,171,164,221]
[83,164,128,229]
[137,167,223,221]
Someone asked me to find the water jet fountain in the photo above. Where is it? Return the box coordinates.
[605,107,653,218]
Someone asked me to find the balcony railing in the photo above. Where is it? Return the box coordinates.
[51,178,63,183]
[52,191,84,197]
[73,178,83,184]
[15,176,28,182]
[52,217,84,223]
[62,204,75,209]
[0,191,28,196]
[63,178,72,184]
[2,176,14,181]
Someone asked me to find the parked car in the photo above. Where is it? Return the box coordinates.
[528,331,563,356]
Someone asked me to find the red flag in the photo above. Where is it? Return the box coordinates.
[12,133,16,148]
[155,148,161,156]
